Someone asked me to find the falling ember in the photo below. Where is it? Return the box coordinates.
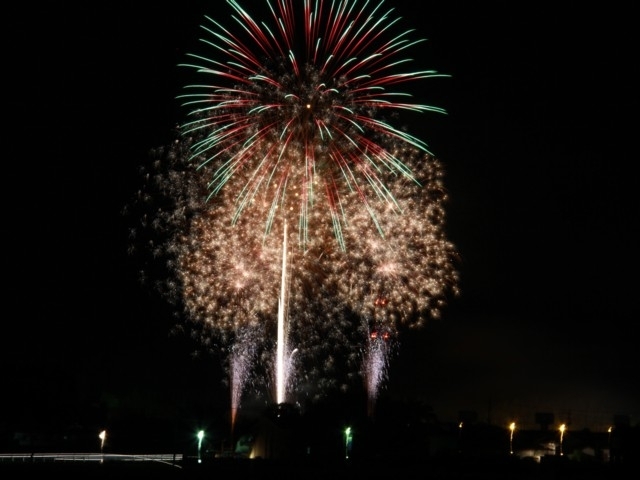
[363,328,393,417]
[229,327,259,434]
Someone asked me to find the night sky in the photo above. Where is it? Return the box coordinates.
[4,1,638,440]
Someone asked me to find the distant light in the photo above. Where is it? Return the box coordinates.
[99,430,107,459]
[509,422,516,455]
[344,426,353,459]
[559,424,566,456]
[197,430,205,464]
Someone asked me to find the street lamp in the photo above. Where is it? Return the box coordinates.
[509,422,516,455]
[197,430,205,464]
[559,424,566,456]
[98,430,106,463]
[344,426,352,459]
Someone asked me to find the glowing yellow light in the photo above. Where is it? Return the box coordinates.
[509,422,516,454]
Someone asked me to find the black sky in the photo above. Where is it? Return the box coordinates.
[4,1,638,435]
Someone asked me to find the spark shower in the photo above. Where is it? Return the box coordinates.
[130,0,459,429]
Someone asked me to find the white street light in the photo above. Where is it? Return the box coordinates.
[197,430,205,464]
[98,430,107,462]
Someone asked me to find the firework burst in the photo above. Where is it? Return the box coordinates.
[331,147,460,332]
[127,0,458,410]
[178,0,449,248]
[130,132,359,400]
